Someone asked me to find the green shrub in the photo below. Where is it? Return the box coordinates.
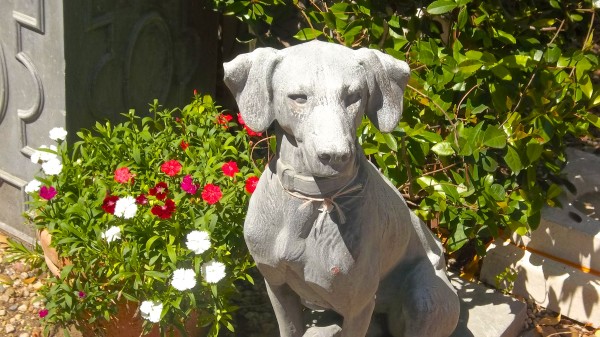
[209,0,599,256]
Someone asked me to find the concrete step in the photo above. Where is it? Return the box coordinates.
[449,275,527,337]
[480,241,600,326]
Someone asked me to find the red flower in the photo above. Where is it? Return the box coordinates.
[244,125,263,137]
[237,113,245,125]
[180,175,199,194]
[161,160,182,177]
[136,194,148,205]
[221,161,239,177]
[201,184,222,205]
[193,89,198,96]
[180,140,189,151]
[39,309,49,318]
[245,176,259,194]
[39,186,57,200]
[151,199,176,219]
[102,195,119,214]
[216,114,233,128]
[114,167,132,183]
[149,182,168,200]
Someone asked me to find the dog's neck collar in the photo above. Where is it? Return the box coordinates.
[275,160,359,197]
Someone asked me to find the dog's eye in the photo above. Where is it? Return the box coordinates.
[288,94,308,104]
[345,93,361,107]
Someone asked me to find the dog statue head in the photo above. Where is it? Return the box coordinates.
[224,41,410,178]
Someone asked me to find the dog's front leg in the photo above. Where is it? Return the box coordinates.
[341,299,375,337]
[265,279,305,337]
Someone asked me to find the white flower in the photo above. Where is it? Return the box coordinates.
[42,158,63,175]
[114,196,138,219]
[171,268,196,291]
[201,261,226,284]
[24,180,42,193]
[140,301,163,323]
[594,0,600,9]
[49,127,68,141]
[31,145,58,164]
[102,226,121,243]
[186,230,211,254]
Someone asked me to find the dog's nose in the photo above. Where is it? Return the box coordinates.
[317,148,351,165]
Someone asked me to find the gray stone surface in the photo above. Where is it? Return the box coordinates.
[0,1,220,241]
[224,41,460,337]
[450,276,527,337]
[481,241,600,326]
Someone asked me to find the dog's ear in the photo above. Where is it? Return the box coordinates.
[355,49,410,133]
[223,48,280,132]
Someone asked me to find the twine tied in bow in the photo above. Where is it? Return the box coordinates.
[279,177,363,233]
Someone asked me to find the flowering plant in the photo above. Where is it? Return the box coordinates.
[25,94,263,336]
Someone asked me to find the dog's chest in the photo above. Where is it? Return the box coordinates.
[272,198,363,290]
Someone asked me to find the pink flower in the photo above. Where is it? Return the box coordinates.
[245,176,259,194]
[180,175,199,195]
[193,89,198,96]
[39,309,49,318]
[161,160,182,177]
[114,167,132,183]
[201,184,222,205]
[221,161,239,177]
[39,186,57,200]
[149,182,168,200]
[136,194,148,205]
[102,195,119,214]
[78,291,86,298]
[151,199,176,219]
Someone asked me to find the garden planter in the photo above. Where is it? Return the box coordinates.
[39,229,209,337]
[80,300,208,337]
[38,229,70,277]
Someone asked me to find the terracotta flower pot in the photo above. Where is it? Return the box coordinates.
[80,300,208,337]
[38,229,71,277]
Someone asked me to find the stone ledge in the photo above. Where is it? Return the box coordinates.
[481,241,600,326]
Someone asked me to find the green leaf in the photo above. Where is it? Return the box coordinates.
[431,141,456,156]
[504,146,522,174]
[294,28,323,41]
[426,0,457,15]
[494,29,516,44]
[525,141,543,163]
[486,184,506,201]
[458,59,483,77]
[490,65,512,81]
[383,133,398,152]
[483,126,507,149]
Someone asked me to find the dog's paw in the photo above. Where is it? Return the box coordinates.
[303,324,342,337]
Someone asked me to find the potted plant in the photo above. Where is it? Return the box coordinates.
[23,93,263,336]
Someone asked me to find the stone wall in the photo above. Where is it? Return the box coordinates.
[0,0,220,242]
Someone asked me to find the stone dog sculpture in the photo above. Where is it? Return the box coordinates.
[224,40,460,337]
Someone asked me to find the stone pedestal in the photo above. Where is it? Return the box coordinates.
[0,0,220,241]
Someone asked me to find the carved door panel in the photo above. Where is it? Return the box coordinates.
[0,0,219,241]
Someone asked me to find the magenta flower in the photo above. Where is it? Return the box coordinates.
[39,309,49,318]
[39,186,57,200]
[180,175,199,195]
[78,291,86,298]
